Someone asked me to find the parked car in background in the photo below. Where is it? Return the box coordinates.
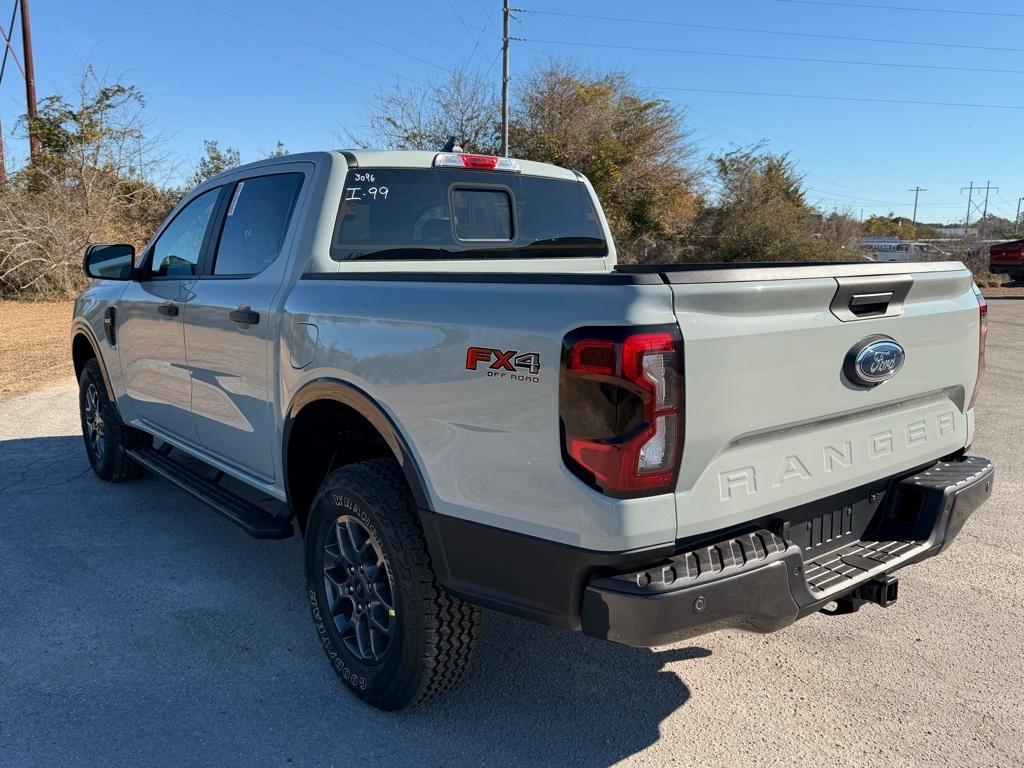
[989,239,1024,280]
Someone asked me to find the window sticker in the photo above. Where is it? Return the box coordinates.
[227,181,245,216]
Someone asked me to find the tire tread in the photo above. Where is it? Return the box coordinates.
[311,459,479,708]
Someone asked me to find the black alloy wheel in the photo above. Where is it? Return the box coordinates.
[322,514,396,664]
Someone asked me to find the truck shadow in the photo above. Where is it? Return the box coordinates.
[1,433,707,768]
[421,617,707,766]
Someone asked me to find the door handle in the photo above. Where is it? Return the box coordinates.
[157,303,179,317]
[229,308,260,325]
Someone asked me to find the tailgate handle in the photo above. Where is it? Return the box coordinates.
[849,291,894,316]
[830,274,912,322]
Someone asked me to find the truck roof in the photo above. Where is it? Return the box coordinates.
[339,149,580,181]
[198,149,581,186]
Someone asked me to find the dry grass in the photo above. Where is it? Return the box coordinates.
[0,300,75,401]
[982,285,1024,298]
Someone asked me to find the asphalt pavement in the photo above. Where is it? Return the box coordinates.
[1,301,1022,768]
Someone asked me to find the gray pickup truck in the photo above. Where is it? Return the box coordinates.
[72,149,994,710]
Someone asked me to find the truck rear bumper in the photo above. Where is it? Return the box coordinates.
[581,456,994,646]
[989,264,1024,277]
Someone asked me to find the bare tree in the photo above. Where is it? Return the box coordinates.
[347,69,500,153]
[0,67,177,297]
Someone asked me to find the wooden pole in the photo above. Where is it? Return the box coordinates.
[19,0,39,157]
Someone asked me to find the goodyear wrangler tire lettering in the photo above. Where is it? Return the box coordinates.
[304,459,479,710]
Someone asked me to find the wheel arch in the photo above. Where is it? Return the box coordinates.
[71,323,115,400]
[283,378,432,534]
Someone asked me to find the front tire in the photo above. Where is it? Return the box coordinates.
[305,460,480,710]
[79,358,148,482]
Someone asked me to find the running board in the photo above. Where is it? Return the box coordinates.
[126,446,293,540]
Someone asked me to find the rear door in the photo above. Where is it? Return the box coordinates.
[184,165,309,481]
[666,264,981,540]
[117,187,222,442]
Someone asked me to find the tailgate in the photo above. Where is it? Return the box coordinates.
[990,241,1024,265]
[665,263,980,539]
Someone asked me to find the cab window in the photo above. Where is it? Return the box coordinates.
[148,188,220,278]
[212,173,304,276]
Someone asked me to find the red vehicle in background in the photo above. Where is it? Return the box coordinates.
[990,239,1024,280]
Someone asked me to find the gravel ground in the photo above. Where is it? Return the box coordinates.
[1,301,1021,768]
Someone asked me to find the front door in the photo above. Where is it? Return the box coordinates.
[117,187,222,443]
[185,168,307,480]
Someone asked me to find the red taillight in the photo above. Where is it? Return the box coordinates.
[433,152,521,171]
[560,327,683,497]
[460,154,499,169]
[969,291,987,409]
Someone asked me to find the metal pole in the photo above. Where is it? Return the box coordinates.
[963,182,974,232]
[501,0,509,157]
[980,181,998,240]
[909,186,925,238]
[1016,197,1023,234]
[19,0,38,157]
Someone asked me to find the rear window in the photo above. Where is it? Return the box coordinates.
[451,188,512,241]
[331,168,607,260]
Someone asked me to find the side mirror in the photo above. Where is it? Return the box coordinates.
[83,243,135,280]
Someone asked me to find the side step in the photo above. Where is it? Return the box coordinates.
[126,446,293,540]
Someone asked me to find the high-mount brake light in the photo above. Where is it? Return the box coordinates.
[969,289,987,410]
[433,152,521,172]
[559,327,683,498]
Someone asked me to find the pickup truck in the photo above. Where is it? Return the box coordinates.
[989,238,1024,280]
[72,149,995,711]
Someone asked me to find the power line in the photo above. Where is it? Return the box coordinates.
[772,0,1024,19]
[387,0,491,71]
[0,0,23,83]
[187,0,415,82]
[457,0,493,72]
[316,0,473,56]
[656,85,1024,111]
[266,0,448,70]
[397,0,464,25]
[107,0,378,90]
[962,181,999,233]
[444,0,477,36]
[684,106,920,185]
[518,8,1024,56]
[470,0,501,33]
[526,36,1024,77]
[807,188,919,206]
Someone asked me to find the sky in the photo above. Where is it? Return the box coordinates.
[2,0,1022,224]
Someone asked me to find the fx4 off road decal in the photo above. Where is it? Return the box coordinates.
[465,347,541,383]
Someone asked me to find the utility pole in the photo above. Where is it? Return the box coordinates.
[980,181,998,239]
[19,0,38,157]
[981,181,995,220]
[962,181,977,233]
[908,186,926,238]
[1016,196,1023,235]
[500,0,510,157]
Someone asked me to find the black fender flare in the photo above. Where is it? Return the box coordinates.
[71,321,115,400]
[282,378,432,513]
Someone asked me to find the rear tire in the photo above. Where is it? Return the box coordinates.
[305,459,480,710]
[79,358,148,482]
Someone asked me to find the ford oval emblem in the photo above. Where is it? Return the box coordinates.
[844,336,905,387]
